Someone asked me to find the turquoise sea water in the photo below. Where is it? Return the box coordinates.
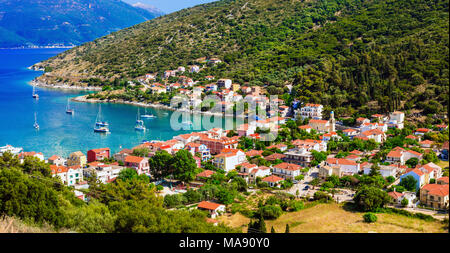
[0,49,233,157]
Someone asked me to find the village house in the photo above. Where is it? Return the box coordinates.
[197,201,226,218]
[419,140,434,148]
[419,184,449,210]
[185,142,211,162]
[435,124,448,131]
[262,175,284,188]
[388,191,417,208]
[356,129,386,143]
[212,148,246,172]
[67,151,87,167]
[199,136,239,155]
[319,165,345,179]
[321,131,340,142]
[342,128,359,138]
[164,70,177,78]
[360,122,388,133]
[371,114,386,122]
[190,65,200,73]
[298,125,312,133]
[437,177,449,185]
[298,103,323,119]
[196,170,216,181]
[292,139,327,152]
[266,143,288,152]
[231,83,240,92]
[48,155,66,166]
[325,158,360,176]
[272,162,301,180]
[418,162,443,181]
[237,162,259,182]
[84,162,123,184]
[247,166,271,183]
[414,128,431,136]
[237,123,256,137]
[283,148,313,167]
[400,168,428,191]
[18,151,44,163]
[87,148,110,163]
[113,148,133,163]
[387,111,405,129]
[265,153,286,162]
[385,147,423,165]
[356,117,370,126]
[405,135,420,142]
[279,105,290,117]
[245,150,264,158]
[50,165,83,186]
[124,155,150,175]
[364,164,399,178]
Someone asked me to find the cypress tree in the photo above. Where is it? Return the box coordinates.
[285,224,290,233]
[259,216,267,233]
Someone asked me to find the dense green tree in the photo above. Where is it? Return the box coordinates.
[399,176,418,192]
[171,150,200,183]
[148,150,173,180]
[353,186,390,212]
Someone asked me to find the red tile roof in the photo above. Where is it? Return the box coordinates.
[197,170,216,178]
[265,153,286,161]
[48,155,60,161]
[326,158,357,166]
[437,177,449,184]
[125,155,145,163]
[245,150,264,157]
[309,119,328,124]
[388,191,404,199]
[262,175,284,183]
[274,162,301,171]
[197,201,222,210]
[421,184,449,197]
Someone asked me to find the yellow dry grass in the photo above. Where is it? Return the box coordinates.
[219,203,447,233]
[0,216,57,233]
[436,160,449,168]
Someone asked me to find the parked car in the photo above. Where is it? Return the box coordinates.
[303,185,310,190]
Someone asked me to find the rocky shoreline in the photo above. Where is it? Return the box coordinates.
[30,79,102,91]
[30,79,245,118]
[72,95,245,118]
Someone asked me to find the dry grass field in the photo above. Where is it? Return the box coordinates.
[0,216,66,233]
[218,203,448,233]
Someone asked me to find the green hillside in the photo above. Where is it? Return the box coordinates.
[35,0,449,116]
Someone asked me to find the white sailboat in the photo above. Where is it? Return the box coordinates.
[94,104,109,133]
[32,86,39,99]
[135,108,146,131]
[141,107,155,119]
[66,98,74,114]
[33,112,39,130]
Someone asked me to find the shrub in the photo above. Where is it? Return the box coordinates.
[401,198,409,207]
[259,205,283,219]
[363,213,378,223]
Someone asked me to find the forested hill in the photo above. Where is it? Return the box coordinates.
[35,0,449,116]
[0,0,163,48]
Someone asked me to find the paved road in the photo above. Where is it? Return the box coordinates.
[400,206,449,220]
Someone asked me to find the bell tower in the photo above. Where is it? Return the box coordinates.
[329,111,336,132]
